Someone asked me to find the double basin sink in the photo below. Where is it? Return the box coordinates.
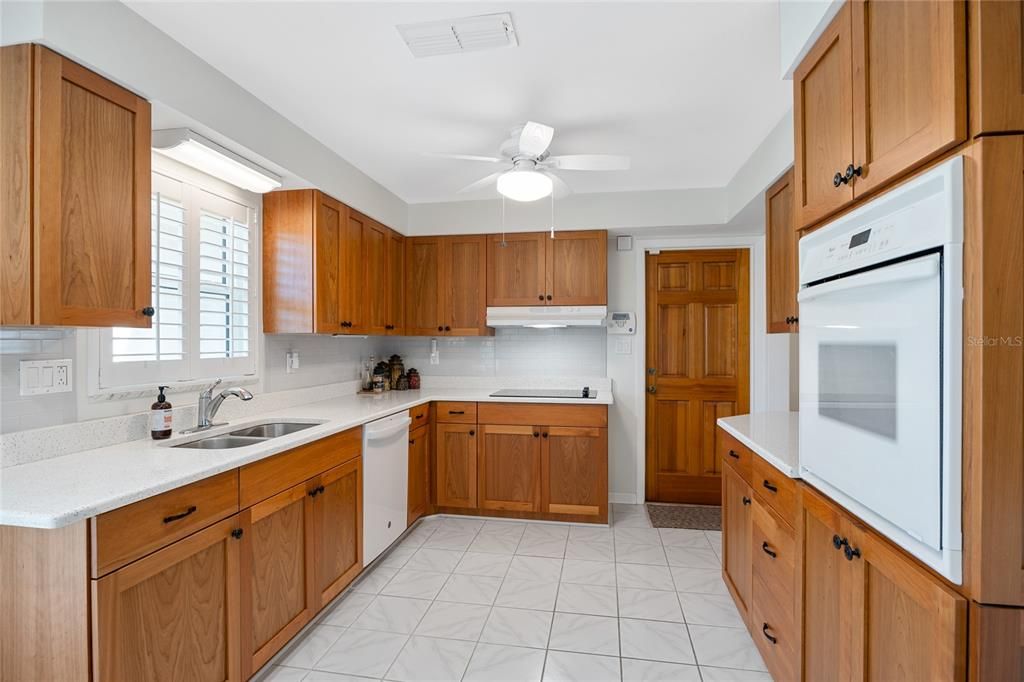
[173,421,321,449]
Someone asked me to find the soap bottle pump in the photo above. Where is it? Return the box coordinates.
[151,386,173,440]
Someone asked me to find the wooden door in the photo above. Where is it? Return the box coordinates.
[34,46,152,327]
[843,521,968,681]
[850,0,966,197]
[386,229,405,335]
[436,423,478,509]
[407,424,430,525]
[969,0,1024,137]
[313,192,343,334]
[722,465,752,615]
[478,425,541,512]
[793,3,854,229]
[800,489,847,682]
[239,482,315,679]
[310,458,362,609]
[92,515,241,682]
[645,250,750,504]
[765,169,799,333]
[360,215,388,335]
[547,230,608,305]
[339,210,364,332]
[405,237,443,335]
[444,235,488,335]
[541,426,608,521]
[487,232,548,306]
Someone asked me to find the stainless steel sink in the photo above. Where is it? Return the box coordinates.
[173,435,267,450]
[229,422,320,439]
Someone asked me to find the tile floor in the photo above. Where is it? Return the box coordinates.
[259,504,771,682]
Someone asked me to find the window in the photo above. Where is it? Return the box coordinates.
[97,169,258,390]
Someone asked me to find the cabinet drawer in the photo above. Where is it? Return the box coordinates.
[239,428,361,508]
[477,403,607,428]
[751,578,799,682]
[753,455,797,526]
[409,403,430,426]
[718,429,753,485]
[91,470,239,577]
[752,500,797,625]
[436,401,477,423]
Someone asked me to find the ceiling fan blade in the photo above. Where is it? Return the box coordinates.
[542,154,631,171]
[518,121,554,158]
[424,152,504,163]
[540,170,572,198]
[457,171,504,194]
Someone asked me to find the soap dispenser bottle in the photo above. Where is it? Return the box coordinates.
[151,386,173,440]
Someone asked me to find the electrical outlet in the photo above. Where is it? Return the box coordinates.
[20,359,73,395]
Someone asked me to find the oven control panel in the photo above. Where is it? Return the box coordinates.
[819,221,901,269]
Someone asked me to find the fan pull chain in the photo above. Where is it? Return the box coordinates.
[550,191,555,239]
[500,195,507,247]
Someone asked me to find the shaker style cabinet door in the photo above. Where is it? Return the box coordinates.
[405,237,444,336]
[969,0,1024,137]
[313,192,344,334]
[91,516,242,682]
[359,214,388,335]
[478,424,541,512]
[407,425,430,525]
[338,211,365,333]
[541,426,607,520]
[310,458,363,609]
[547,230,608,306]
[435,423,478,509]
[386,229,405,335]
[444,235,489,336]
[765,169,799,333]
[722,464,753,615]
[487,232,548,306]
[849,0,966,197]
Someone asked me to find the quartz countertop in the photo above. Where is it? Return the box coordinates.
[0,387,612,529]
[717,411,799,478]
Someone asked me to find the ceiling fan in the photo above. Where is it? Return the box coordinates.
[427,121,630,202]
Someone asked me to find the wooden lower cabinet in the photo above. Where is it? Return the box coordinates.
[541,426,608,520]
[239,482,316,679]
[408,424,430,525]
[722,463,753,614]
[478,424,541,512]
[436,422,478,508]
[310,458,363,609]
[91,515,243,682]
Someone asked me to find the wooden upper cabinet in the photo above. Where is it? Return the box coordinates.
[793,3,854,229]
[405,237,444,335]
[386,229,405,335]
[92,515,242,682]
[487,232,548,306]
[444,235,488,335]
[547,230,607,305]
[358,213,387,335]
[969,0,1024,137]
[339,211,364,333]
[309,458,362,609]
[765,169,798,334]
[313,193,343,333]
[478,425,541,512]
[1,44,152,327]
[436,423,478,509]
[850,0,966,197]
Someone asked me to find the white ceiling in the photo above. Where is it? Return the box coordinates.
[126,1,792,205]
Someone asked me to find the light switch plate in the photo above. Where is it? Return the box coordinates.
[20,359,73,395]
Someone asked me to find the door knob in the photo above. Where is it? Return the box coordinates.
[647,385,657,394]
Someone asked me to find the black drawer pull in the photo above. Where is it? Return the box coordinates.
[762,480,779,493]
[727,450,740,459]
[742,496,751,506]
[163,506,197,524]
[762,541,777,559]
[308,485,325,498]
[762,623,777,644]
[449,410,465,415]
[415,414,424,419]
[844,544,861,561]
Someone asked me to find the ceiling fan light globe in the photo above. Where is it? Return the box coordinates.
[496,170,553,202]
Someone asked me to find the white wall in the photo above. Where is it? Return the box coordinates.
[779,0,844,79]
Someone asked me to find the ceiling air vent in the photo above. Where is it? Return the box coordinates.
[397,12,518,58]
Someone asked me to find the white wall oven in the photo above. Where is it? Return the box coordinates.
[798,157,963,583]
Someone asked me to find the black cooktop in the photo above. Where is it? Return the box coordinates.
[490,388,598,399]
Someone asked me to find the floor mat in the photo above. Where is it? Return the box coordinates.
[645,503,722,530]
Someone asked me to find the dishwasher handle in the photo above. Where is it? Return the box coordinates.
[364,416,412,442]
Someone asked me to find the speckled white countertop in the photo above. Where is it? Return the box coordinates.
[0,387,612,529]
[717,412,799,478]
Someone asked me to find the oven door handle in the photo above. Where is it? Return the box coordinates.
[798,256,939,304]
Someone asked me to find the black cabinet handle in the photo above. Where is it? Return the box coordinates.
[469,430,475,436]
[844,544,861,561]
[538,295,545,301]
[308,485,325,498]
[444,325,451,331]
[833,534,846,550]
[546,294,552,301]
[762,480,779,493]
[542,432,548,439]
[834,171,846,187]
[785,316,799,324]
[762,541,777,559]
[762,623,778,645]
[409,439,415,445]
[385,324,394,330]
[231,528,244,540]
[845,164,863,183]
[141,306,155,317]
[415,414,424,419]
[449,410,465,415]
[742,496,751,506]
[533,432,540,438]
[163,506,197,524]
[728,450,740,459]
[438,326,444,332]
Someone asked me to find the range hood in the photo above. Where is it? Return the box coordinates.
[486,305,607,328]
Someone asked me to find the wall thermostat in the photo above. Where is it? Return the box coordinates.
[608,312,636,335]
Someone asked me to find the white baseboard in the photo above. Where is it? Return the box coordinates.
[609,492,638,505]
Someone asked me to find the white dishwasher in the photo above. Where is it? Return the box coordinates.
[362,412,410,563]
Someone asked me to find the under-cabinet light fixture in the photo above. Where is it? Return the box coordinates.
[152,128,282,194]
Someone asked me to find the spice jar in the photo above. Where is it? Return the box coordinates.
[407,368,420,390]
[389,354,404,389]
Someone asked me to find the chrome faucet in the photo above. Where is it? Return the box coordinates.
[185,379,254,433]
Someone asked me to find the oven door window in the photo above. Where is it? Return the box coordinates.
[818,343,897,439]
